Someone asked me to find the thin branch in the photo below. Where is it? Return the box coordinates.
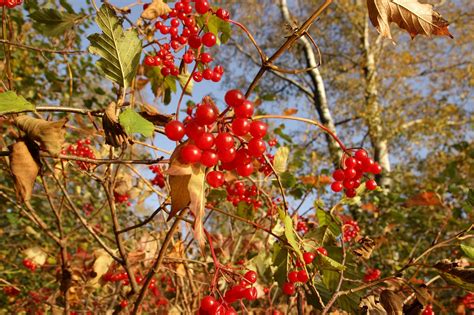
[0,39,84,55]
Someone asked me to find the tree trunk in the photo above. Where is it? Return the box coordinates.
[279,0,340,164]
[361,12,392,187]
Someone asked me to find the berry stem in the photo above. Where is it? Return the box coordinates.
[253,115,348,153]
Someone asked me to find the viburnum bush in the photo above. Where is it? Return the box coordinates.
[0,0,472,314]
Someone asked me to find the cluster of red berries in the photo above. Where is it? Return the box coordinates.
[421,305,434,315]
[142,0,229,82]
[165,90,269,187]
[330,149,382,198]
[64,139,95,171]
[282,249,326,295]
[342,219,360,242]
[224,182,262,208]
[461,292,474,309]
[22,258,36,272]
[149,165,166,188]
[363,268,381,282]
[256,153,274,176]
[3,286,20,297]
[296,218,309,234]
[198,270,258,315]
[82,203,94,216]
[0,0,22,8]
[113,192,131,206]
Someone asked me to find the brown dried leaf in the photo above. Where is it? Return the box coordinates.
[139,103,173,127]
[114,173,133,196]
[405,191,441,207]
[141,0,171,20]
[367,0,453,40]
[102,102,129,148]
[359,295,387,315]
[353,236,376,259]
[15,116,67,157]
[412,284,431,306]
[380,290,403,315]
[9,141,40,202]
[167,145,206,246]
[168,240,186,277]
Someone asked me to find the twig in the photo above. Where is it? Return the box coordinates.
[0,39,84,55]
[131,209,187,314]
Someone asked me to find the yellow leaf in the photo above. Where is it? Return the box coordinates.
[141,0,171,20]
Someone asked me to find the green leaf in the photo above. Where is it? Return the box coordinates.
[88,4,142,89]
[279,171,297,188]
[29,9,85,36]
[198,14,232,45]
[177,72,194,95]
[119,109,154,137]
[277,208,302,259]
[0,91,35,115]
[272,242,288,286]
[461,244,474,260]
[316,209,341,237]
[318,253,346,271]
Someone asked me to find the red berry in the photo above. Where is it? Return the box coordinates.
[345,188,357,198]
[249,121,267,138]
[345,157,357,168]
[225,89,245,107]
[234,100,254,118]
[343,179,356,189]
[144,55,155,66]
[185,121,204,140]
[218,147,236,163]
[195,132,215,150]
[180,144,202,164]
[244,270,257,284]
[203,69,213,80]
[297,270,309,283]
[200,52,213,64]
[243,287,257,301]
[332,169,345,181]
[282,282,295,295]
[316,247,328,256]
[195,0,210,14]
[215,132,234,150]
[195,103,217,125]
[120,300,128,308]
[303,252,315,264]
[200,296,217,312]
[234,148,252,166]
[202,32,217,47]
[216,8,230,20]
[354,149,368,160]
[236,163,254,177]
[331,181,343,192]
[371,163,382,174]
[165,120,185,141]
[344,168,357,179]
[206,171,225,188]
[200,150,219,167]
[365,179,377,191]
[231,118,251,136]
[288,271,299,283]
[188,35,202,49]
[248,138,266,157]
[193,71,203,82]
